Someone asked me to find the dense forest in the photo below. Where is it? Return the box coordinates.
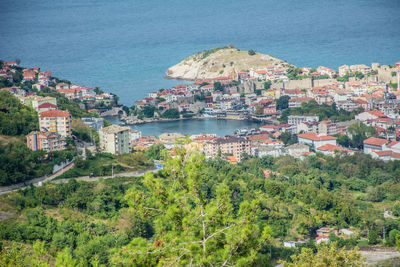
[1,146,399,265]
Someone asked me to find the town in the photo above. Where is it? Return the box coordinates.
[1,57,400,265]
[2,58,400,166]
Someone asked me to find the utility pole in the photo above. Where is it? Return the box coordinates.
[383,225,385,242]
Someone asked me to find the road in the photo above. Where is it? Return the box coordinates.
[0,162,75,196]
[52,167,158,184]
[0,165,158,195]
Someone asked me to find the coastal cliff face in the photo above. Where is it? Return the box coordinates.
[166,47,291,80]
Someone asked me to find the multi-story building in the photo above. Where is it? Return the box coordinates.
[39,109,71,137]
[204,135,251,162]
[99,125,131,154]
[82,117,104,131]
[318,120,338,136]
[287,115,319,126]
[26,131,66,152]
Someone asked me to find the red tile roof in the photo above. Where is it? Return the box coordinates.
[363,137,387,146]
[298,132,336,141]
[316,144,354,152]
[39,109,71,118]
[38,102,57,109]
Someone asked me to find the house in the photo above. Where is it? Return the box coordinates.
[99,125,131,154]
[178,102,190,112]
[297,132,336,149]
[363,137,388,154]
[26,131,66,152]
[316,227,338,244]
[285,143,310,158]
[37,102,57,113]
[297,121,319,134]
[288,97,313,108]
[157,101,170,111]
[39,109,71,137]
[316,144,355,155]
[129,129,142,142]
[355,110,387,122]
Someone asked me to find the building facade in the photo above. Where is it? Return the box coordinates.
[26,131,66,152]
[99,125,131,154]
[39,110,71,137]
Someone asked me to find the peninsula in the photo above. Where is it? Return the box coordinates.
[166,45,291,80]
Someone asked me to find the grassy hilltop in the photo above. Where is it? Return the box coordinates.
[166,46,292,80]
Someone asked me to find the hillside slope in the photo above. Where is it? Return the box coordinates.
[166,47,292,80]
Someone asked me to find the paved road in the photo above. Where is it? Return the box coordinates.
[0,162,75,196]
[52,167,158,184]
[0,165,158,195]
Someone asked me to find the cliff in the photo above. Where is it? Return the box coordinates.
[166,46,292,80]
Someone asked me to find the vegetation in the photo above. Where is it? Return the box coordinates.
[0,91,38,136]
[0,139,74,185]
[162,108,180,119]
[280,242,365,266]
[195,46,235,61]
[280,100,362,123]
[264,80,272,90]
[1,146,400,264]
[336,122,377,149]
[248,49,256,56]
[276,95,290,110]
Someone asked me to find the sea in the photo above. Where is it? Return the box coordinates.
[1,0,400,135]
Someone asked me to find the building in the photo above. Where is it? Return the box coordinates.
[99,125,131,154]
[204,135,251,162]
[129,129,142,142]
[318,120,337,136]
[363,137,388,154]
[39,110,71,137]
[287,115,319,126]
[297,132,336,149]
[316,144,355,155]
[82,117,104,131]
[26,131,65,152]
[288,97,313,108]
[285,143,310,158]
[316,227,338,244]
[297,121,319,134]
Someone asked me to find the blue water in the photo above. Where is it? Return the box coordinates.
[105,117,263,137]
[1,0,399,106]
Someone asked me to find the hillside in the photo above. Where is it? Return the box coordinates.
[166,46,292,80]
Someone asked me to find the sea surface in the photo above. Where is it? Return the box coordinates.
[104,117,263,137]
[1,0,400,107]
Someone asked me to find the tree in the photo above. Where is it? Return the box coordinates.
[0,91,39,135]
[280,242,365,266]
[264,80,272,90]
[162,108,180,119]
[248,49,256,56]
[146,143,165,160]
[143,106,156,118]
[276,95,290,110]
[112,148,272,265]
[214,82,224,92]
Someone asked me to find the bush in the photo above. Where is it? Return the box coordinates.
[248,49,256,56]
